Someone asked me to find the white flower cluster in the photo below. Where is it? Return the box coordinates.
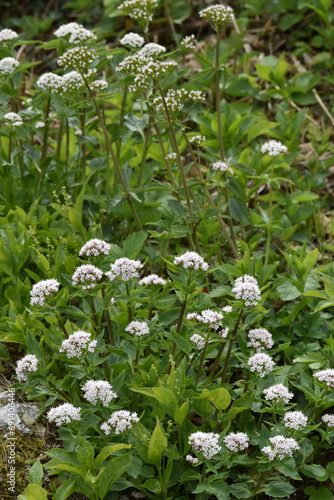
[0,29,18,43]
[120,32,145,49]
[106,257,143,281]
[130,60,177,93]
[4,112,23,127]
[90,80,108,93]
[190,333,206,350]
[100,410,139,435]
[82,380,117,406]
[199,5,234,25]
[118,0,158,23]
[0,57,19,75]
[58,46,95,71]
[59,331,97,358]
[72,264,103,290]
[224,432,249,452]
[61,71,85,93]
[47,403,81,425]
[15,355,38,382]
[79,238,111,257]
[54,22,83,37]
[222,305,232,313]
[187,309,224,330]
[139,43,166,57]
[30,278,60,306]
[139,274,166,286]
[37,72,63,91]
[35,121,45,128]
[212,161,229,173]
[116,54,152,74]
[261,140,288,157]
[181,35,196,50]
[247,328,273,351]
[186,455,199,465]
[314,369,334,388]
[153,89,205,115]
[166,153,177,161]
[263,384,294,404]
[189,135,206,146]
[248,353,274,378]
[188,431,221,459]
[174,251,209,272]
[322,414,334,428]
[283,411,308,430]
[262,435,299,461]
[54,23,97,44]
[232,275,261,306]
[125,321,149,337]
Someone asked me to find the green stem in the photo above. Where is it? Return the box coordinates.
[57,315,68,337]
[8,126,12,162]
[102,287,114,346]
[264,163,274,266]
[168,296,188,373]
[297,432,327,471]
[137,114,153,187]
[65,119,69,170]
[195,335,209,386]
[201,462,206,483]
[125,282,133,322]
[56,119,63,159]
[41,94,51,162]
[252,467,274,497]
[80,108,86,191]
[221,308,243,384]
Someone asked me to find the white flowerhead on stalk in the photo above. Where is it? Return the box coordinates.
[58,46,95,71]
[262,435,299,461]
[139,43,166,57]
[47,403,81,426]
[224,432,249,452]
[174,251,209,272]
[181,35,196,50]
[30,278,60,306]
[247,328,273,351]
[186,455,199,465]
[125,321,149,337]
[212,161,229,173]
[190,333,206,350]
[79,238,111,258]
[59,331,97,358]
[54,22,84,38]
[128,59,177,93]
[72,264,103,290]
[153,89,188,114]
[189,135,206,146]
[82,380,117,406]
[139,274,166,286]
[0,29,18,44]
[283,411,308,430]
[69,28,97,44]
[263,384,294,404]
[37,73,63,92]
[118,0,158,23]
[188,431,221,459]
[120,32,145,49]
[261,140,288,157]
[0,57,19,75]
[4,112,23,127]
[106,257,143,282]
[166,152,177,161]
[90,80,108,93]
[314,369,334,389]
[199,5,234,26]
[116,54,153,74]
[322,414,334,428]
[35,121,45,129]
[15,355,38,382]
[100,410,139,435]
[188,90,206,102]
[59,71,85,93]
[187,309,224,330]
[232,275,261,306]
[247,353,274,378]
[222,305,232,313]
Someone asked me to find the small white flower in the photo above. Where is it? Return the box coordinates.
[166,153,177,161]
[199,5,234,25]
[106,257,143,282]
[263,384,294,404]
[224,432,249,452]
[69,28,97,45]
[59,331,97,358]
[262,435,299,461]
[30,279,60,306]
[174,251,209,272]
[58,46,95,71]
[0,29,18,44]
[47,403,81,426]
[212,161,229,173]
[15,355,38,382]
[181,35,196,50]
[79,238,111,257]
[37,72,63,91]
[91,80,108,92]
[0,57,19,75]
[186,455,199,465]
[190,333,206,350]
[232,275,261,306]
[125,321,149,337]
[35,121,45,129]
[248,353,274,377]
[247,328,273,351]
[222,305,232,313]
[283,411,308,430]
[4,112,23,127]
[54,22,84,38]
[189,135,206,146]
[314,369,334,389]
[261,140,288,157]
[188,431,221,459]
[120,32,145,49]
[139,43,166,57]
[187,309,224,330]
[139,274,166,286]
[110,297,116,306]
[118,0,158,23]
[100,410,139,434]
[72,264,103,290]
[322,414,334,428]
[82,380,117,406]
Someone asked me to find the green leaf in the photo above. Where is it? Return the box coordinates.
[95,444,132,467]
[302,249,319,273]
[275,463,302,480]
[18,484,48,500]
[152,387,177,412]
[29,459,43,486]
[147,418,167,466]
[193,481,230,500]
[95,452,132,499]
[264,481,295,497]
[302,464,328,481]
[143,478,162,493]
[122,231,147,258]
[170,330,191,354]
[200,388,231,410]
[174,399,189,426]
[75,437,95,469]
[230,482,252,498]
[304,486,333,500]
[277,281,301,301]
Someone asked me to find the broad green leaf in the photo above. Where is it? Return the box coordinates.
[95,452,132,499]
[174,399,189,426]
[200,388,231,410]
[304,486,333,500]
[152,387,177,412]
[302,464,328,481]
[75,437,95,469]
[193,481,230,500]
[18,485,48,500]
[29,459,43,486]
[277,281,301,301]
[275,463,302,480]
[95,444,132,467]
[147,418,167,465]
[302,249,319,273]
[53,479,78,500]
[264,481,295,497]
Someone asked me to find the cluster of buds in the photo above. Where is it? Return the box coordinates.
[118,0,158,24]
[181,35,196,50]
[190,333,206,350]
[247,328,273,351]
[54,22,96,44]
[263,384,294,404]
[79,238,111,258]
[120,32,145,49]
[283,411,308,430]
[199,5,234,27]
[153,89,205,116]
[189,135,206,146]
[232,275,261,306]
[139,274,166,286]
[0,57,19,75]
[174,251,209,272]
[30,279,60,306]
[15,355,39,382]
[0,29,18,44]
[261,140,288,157]
[262,435,299,461]
[247,353,275,378]
[4,112,23,127]
[47,403,81,426]
[224,432,249,452]
[188,431,221,459]
[82,380,117,406]
[72,264,103,290]
[139,43,166,57]
[59,331,97,358]
[100,410,139,435]
[187,309,224,330]
[106,257,143,282]
[58,46,95,72]
[125,321,149,337]
[314,369,334,389]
